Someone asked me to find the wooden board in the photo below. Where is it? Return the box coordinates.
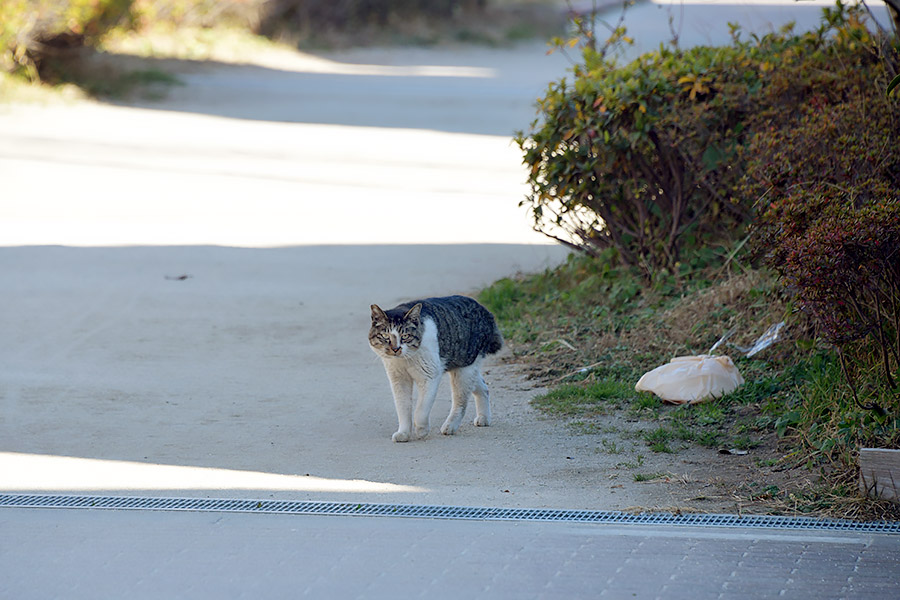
[860,448,900,503]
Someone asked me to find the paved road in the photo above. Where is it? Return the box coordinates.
[3,505,898,599]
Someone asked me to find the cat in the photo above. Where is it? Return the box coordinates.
[368,295,503,442]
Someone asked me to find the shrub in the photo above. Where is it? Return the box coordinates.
[516,16,774,277]
[515,2,890,280]
[746,5,900,413]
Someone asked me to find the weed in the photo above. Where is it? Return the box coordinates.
[695,431,721,448]
[643,427,672,444]
[600,439,624,454]
[644,427,676,453]
[691,403,728,426]
[629,393,662,416]
[727,436,761,451]
[649,441,674,453]
[616,455,645,470]
[568,421,604,435]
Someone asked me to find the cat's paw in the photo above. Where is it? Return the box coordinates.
[392,431,410,443]
[473,415,491,427]
[440,421,459,436]
[415,425,430,439]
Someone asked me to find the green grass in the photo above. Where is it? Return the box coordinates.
[480,250,900,519]
[629,393,662,416]
[643,426,691,453]
[531,380,640,417]
[600,439,624,454]
[616,455,645,470]
[728,435,762,451]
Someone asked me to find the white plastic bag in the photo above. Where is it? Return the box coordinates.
[634,355,744,405]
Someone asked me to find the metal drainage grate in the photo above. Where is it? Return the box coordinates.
[2,493,898,534]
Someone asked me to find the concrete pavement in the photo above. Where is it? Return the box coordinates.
[2,502,898,599]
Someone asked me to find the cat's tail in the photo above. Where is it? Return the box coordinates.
[485,321,504,356]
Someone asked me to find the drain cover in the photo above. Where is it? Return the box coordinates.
[1,493,898,534]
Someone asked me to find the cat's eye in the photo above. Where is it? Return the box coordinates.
[401,334,413,342]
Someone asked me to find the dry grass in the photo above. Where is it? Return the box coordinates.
[484,257,900,521]
[501,268,797,385]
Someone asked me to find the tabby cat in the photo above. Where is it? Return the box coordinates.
[368,295,503,442]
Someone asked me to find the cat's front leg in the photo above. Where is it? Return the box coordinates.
[413,375,442,439]
[386,364,414,442]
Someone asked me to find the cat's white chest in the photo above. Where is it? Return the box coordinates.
[384,317,443,380]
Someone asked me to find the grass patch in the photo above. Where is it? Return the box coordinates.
[648,441,673,454]
[695,430,721,448]
[629,393,662,416]
[616,455,646,470]
[479,252,789,383]
[728,436,761,451]
[643,426,687,453]
[568,420,602,435]
[485,250,900,519]
[600,439,625,454]
[531,379,639,418]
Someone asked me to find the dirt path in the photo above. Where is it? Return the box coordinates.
[2,243,749,511]
[0,41,759,512]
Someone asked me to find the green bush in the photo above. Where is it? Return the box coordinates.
[516,25,756,277]
[515,2,890,280]
[745,5,900,414]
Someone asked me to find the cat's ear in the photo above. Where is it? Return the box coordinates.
[371,304,388,323]
[404,303,422,322]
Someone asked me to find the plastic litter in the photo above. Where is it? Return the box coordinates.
[635,354,745,405]
[729,321,785,357]
[633,321,786,404]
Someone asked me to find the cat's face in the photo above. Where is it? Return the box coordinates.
[369,303,424,359]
